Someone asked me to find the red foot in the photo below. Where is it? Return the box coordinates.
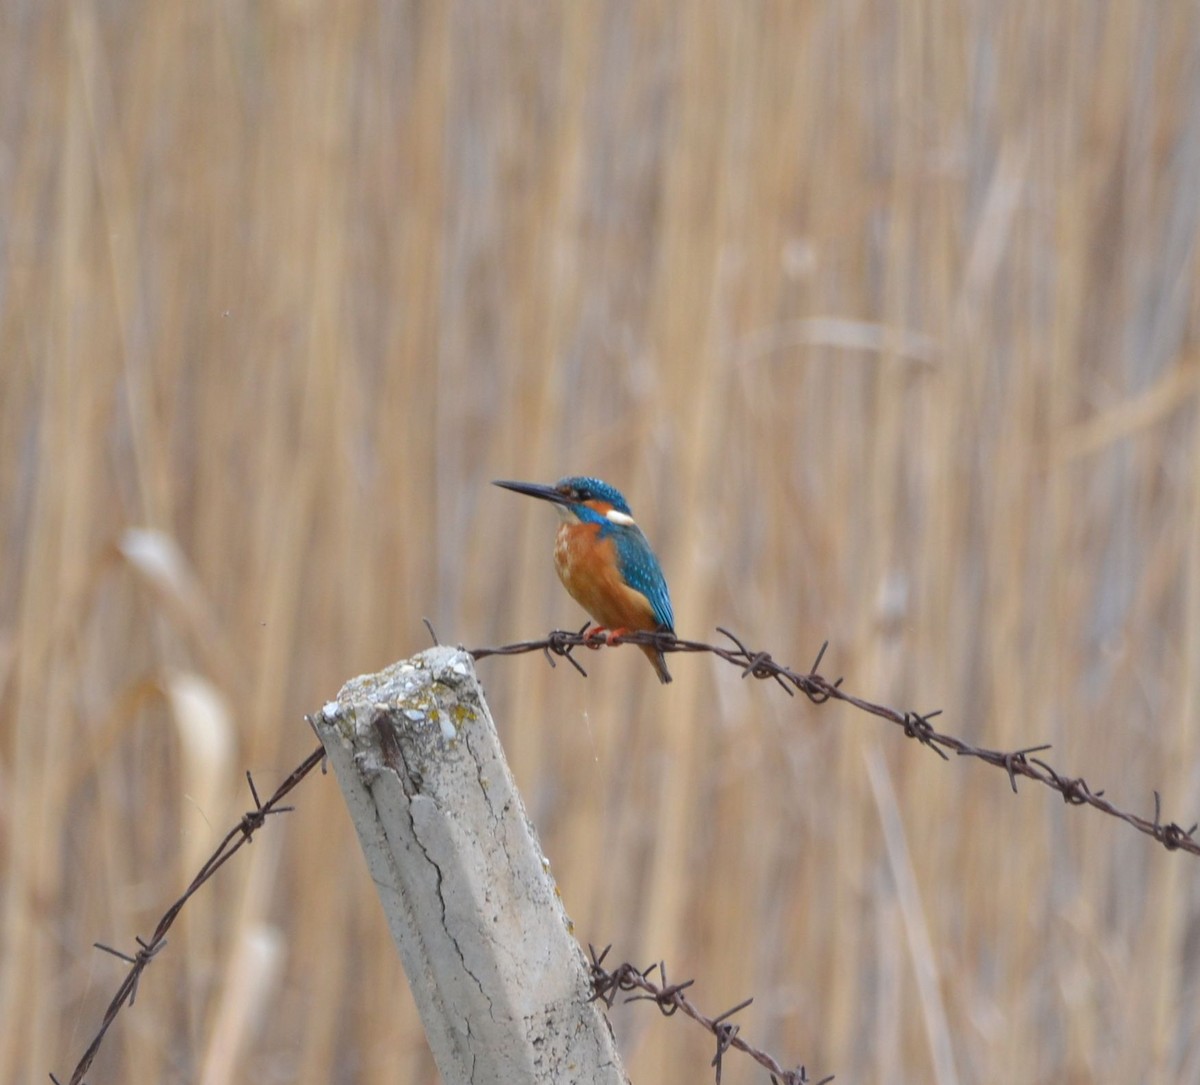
[583,625,631,648]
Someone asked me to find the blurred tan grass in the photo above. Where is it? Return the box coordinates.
[3,3,1200,1084]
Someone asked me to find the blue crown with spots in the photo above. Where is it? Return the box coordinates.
[555,476,633,515]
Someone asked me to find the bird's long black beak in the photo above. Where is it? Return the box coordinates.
[493,479,573,508]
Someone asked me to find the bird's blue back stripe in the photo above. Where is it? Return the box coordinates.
[614,531,675,631]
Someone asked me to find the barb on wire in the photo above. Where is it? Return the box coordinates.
[472,627,1200,859]
[589,945,833,1085]
[53,744,326,1085]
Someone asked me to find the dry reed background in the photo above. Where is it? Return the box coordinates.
[4,3,1200,1083]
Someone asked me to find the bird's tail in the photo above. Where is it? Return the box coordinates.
[641,643,672,684]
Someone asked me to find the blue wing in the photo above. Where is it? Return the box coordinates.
[612,527,675,632]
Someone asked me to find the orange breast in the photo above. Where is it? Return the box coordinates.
[553,523,660,632]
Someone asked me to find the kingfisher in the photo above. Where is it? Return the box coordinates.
[494,476,675,683]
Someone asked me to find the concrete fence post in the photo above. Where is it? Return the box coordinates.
[313,646,628,1085]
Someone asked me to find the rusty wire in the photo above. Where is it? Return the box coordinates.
[589,944,833,1085]
[57,625,1200,1084]
[472,626,1200,858]
[53,746,326,1085]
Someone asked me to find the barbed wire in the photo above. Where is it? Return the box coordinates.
[57,625,1199,1083]
[589,944,833,1085]
[471,626,1200,858]
[53,745,326,1085]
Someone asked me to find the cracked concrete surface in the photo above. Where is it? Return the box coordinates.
[315,647,629,1085]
